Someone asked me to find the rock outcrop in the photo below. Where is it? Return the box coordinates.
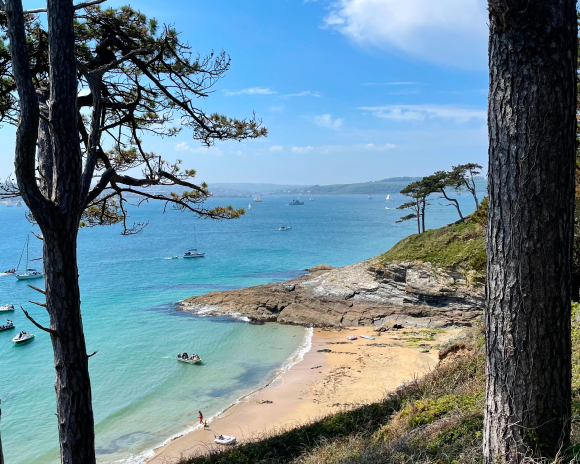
[178,260,484,328]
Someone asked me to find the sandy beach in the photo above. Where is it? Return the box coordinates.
[147,326,461,464]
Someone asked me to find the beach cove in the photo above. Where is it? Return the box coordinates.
[148,326,462,463]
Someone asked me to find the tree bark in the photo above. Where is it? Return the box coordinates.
[421,198,426,233]
[485,0,576,461]
[0,404,4,464]
[416,198,421,234]
[42,224,96,464]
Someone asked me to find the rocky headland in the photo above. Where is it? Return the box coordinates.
[178,259,484,328]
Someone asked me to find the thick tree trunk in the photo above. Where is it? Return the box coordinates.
[0,405,4,464]
[42,225,96,464]
[485,0,576,461]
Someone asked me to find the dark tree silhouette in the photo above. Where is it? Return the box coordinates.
[448,163,482,208]
[485,0,576,461]
[0,1,266,462]
[397,181,429,234]
[421,171,464,221]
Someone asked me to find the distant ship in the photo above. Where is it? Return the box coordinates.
[288,198,304,206]
[16,200,22,207]
[248,203,252,210]
[6,200,13,207]
[254,195,262,202]
[386,194,391,201]
[368,194,373,199]
[309,197,313,201]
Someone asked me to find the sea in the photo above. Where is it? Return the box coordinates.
[0,193,480,463]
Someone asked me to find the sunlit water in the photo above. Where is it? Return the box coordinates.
[0,193,480,463]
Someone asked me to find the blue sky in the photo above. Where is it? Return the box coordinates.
[0,0,489,185]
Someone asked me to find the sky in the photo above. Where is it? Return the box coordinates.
[0,0,490,185]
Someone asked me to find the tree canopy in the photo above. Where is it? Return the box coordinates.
[0,2,267,232]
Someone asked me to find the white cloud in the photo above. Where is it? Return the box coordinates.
[315,114,343,130]
[174,142,223,156]
[223,87,277,96]
[284,91,321,98]
[269,145,284,152]
[324,0,488,69]
[365,143,396,151]
[360,105,486,123]
[292,146,314,153]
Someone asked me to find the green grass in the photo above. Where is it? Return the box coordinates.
[378,199,487,275]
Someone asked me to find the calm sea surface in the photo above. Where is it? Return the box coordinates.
[0,193,480,463]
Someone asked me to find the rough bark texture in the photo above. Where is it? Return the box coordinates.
[485,0,577,461]
[5,0,97,462]
[0,406,4,464]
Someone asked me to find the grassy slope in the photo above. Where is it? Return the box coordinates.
[379,199,487,274]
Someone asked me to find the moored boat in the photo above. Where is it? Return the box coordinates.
[288,197,304,206]
[177,352,202,364]
[254,194,262,202]
[13,331,35,344]
[0,320,14,332]
[184,249,205,258]
[0,304,15,313]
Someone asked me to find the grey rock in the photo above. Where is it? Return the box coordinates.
[179,260,484,328]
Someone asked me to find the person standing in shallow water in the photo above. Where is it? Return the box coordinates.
[198,411,203,425]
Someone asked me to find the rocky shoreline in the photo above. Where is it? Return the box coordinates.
[178,259,484,328]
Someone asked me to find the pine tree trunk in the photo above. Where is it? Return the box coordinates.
[421,199,426,233]
[0,405,4,464]
[441,189,464,221]
[42,225,96,464]
[485,0,576,461]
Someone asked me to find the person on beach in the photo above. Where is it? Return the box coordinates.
[198,410,203,424]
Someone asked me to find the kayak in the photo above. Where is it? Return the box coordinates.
[214,435,236,445]
[346,336,357,340]
[359,335,375,340]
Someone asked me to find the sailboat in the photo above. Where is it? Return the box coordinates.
[15,236,44,280]
[15,200,22,207]
[254,195,262,202]
[386,194,391,201]
[183,225,205,258]
[278,214,292,231]
[368,194,373,199]
[309,196,313,201]
[6,200,13,207]
[248,203,252,210]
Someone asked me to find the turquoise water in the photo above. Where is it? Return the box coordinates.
[0,193,480,463]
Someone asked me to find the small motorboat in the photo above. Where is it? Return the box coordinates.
[177,352,202,364]
[183,249,205,259]
[0,320,15,332]
[214,435,236,445]
[359,335,375,340]
[13,331,35,344]
[0,304,15,313]
[3,269,16,274]
[166,256,179,260]
[278,225,292,231]
[346,335,357,340]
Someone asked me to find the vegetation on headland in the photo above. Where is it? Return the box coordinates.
[380,198,487,275]
[184,308,580,464]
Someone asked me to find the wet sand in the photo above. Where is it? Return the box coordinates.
[147,327,461,463]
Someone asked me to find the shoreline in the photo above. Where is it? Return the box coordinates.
[145,326,461,464]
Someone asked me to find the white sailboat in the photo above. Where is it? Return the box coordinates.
[386,194,391,201]
[16,200,22,207]
[184,225,205,258]
[278,214,292,231]
[254,194,262,202]
[368,194,373,199]
[248,203,252,210]
[309,196,313,201]
[15,236,43,281]
[6,200,13,207]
